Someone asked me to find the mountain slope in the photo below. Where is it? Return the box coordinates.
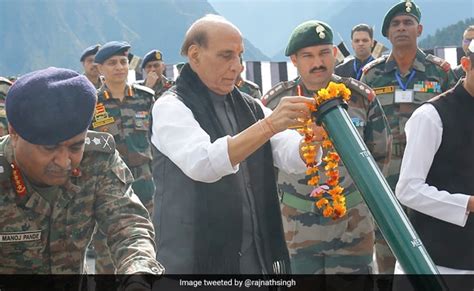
[0,0,269,75]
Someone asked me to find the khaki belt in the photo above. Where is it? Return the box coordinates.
[281,191,364,213]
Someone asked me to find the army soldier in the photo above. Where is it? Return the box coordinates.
[0,77,12,137]
[453,26,474,81]
[235,75,262,99]
[236,58,262,99]
[335,24,375,80]
[262,21,391,288]
[360,0,456,275]
[139,49,174,99]
[91,41,156,274]
[80,44,102,89]
[0,67,163,280]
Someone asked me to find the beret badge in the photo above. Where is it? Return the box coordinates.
[316,25,326,39]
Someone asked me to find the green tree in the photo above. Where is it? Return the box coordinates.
[419,18,474,49]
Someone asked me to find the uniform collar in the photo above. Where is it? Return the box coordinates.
[385,48,427,75]
[98,83,134,100]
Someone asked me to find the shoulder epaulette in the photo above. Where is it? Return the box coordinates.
[132,83,156,97]
[134,80,145,86]
[362,55,388,74]
[340,56,355,66]
[261,79,298,106]
[341,76,376,102]
[164,79,175,89]
[84,131,116,154]
[426,54,451,72]
[0,77,12,86]
[244,79,261,91]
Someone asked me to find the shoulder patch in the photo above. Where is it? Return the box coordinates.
[341,77,376,102]
[84,131,116,154]
[426,54,451,72]
[261,79,297,105]
[362,55,388,74]
[133,83,156,97]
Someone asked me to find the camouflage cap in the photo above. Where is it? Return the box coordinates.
[94,41,131,64]
[285,20,333,56]
[80,44,101,62]
[382,0,421,37]
[6,67,97,145]
[142,49,163,68]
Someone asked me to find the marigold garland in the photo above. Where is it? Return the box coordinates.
[298,82,351,220]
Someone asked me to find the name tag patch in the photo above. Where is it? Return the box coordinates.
[0,230,42,243]
[394,89,414,103]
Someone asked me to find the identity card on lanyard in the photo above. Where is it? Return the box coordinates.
[394,70,416,103]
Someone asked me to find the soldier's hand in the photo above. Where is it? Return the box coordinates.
[144,72,159,88]
[267,96,315,133]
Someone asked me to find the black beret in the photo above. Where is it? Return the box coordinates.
[141,50,163,69]
[285,20,334,56]
[79,44,101,62]
[6,67,97,145]
[382,0,421,37]
[94,41,131,64]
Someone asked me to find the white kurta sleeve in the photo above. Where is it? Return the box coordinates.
[151,94,238,183]
[396,104,470,227]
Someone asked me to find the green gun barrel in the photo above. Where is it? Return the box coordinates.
[314,99,447,290]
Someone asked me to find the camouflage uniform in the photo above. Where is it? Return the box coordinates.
[262,75,391,276]
[137,75,174,99]
[361,48,456,274]
[236,77,262,99]
[0,77,12,137]
[0,132,162,274]
[91,83,156,273]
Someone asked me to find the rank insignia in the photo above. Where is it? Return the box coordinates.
[11,162,26,197]
[92,103,115,129]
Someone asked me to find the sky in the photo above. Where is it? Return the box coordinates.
[208,0,474,58]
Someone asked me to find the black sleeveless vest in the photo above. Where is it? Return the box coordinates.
[409,81,474,269]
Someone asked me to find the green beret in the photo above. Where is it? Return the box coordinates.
[285,20,333,56]
[382,0,421,37]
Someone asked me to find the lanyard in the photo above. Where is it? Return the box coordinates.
[353,56,374,80]
[395,70,416,91]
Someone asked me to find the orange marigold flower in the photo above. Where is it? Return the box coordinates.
[315,198,328,208]
[322,139,332,148]
[327,151,340,162]
[334,204,346,217]
[328,185,344,196]
[334,195,346,204]
[326,169,339,178]
[306,167,319,175]
[326,177,339,187]
[324,161,338,170]
[323,206,334,217]
[308,176,320,186]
